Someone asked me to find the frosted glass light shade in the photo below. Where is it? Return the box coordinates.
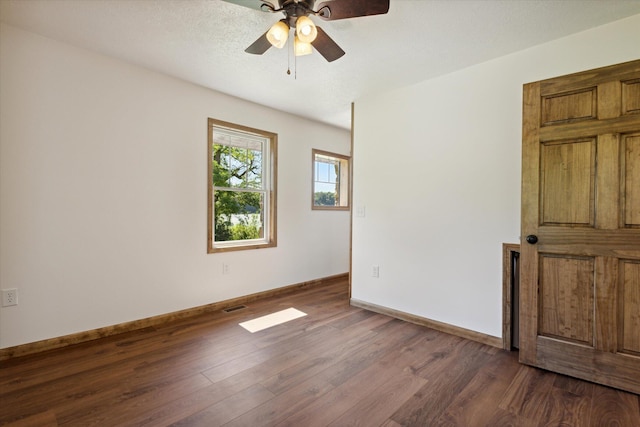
[267,20,289,49]
[296,16,317,43]
[294,36,313,56]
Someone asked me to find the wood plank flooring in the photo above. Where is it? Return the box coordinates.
[1,278,639,426]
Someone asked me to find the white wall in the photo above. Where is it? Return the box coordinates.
[0,24,351,349]
[352,14,640,338]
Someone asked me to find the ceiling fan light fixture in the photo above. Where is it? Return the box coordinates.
[266,20,289,48]
[294,36,313,56]
[295,16,317,43]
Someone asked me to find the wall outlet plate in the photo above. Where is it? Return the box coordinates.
[2,289,18,307]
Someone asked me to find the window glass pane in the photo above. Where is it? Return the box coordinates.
[213,143,263,189]
[312,150,350,210]
[213,190,264,242]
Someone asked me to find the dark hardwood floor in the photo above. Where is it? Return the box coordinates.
[1,278,639,426]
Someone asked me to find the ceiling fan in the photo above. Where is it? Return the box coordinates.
[222,0,390,62]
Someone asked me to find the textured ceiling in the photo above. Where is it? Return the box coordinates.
[2,0,640,130]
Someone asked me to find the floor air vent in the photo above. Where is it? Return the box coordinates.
[223,305,247,313]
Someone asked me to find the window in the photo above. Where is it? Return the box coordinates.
[312,149,350,210]
[208,118,277,252]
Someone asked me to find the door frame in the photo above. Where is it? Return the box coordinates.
[502,243,520,351]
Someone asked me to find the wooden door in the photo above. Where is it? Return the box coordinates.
[520,59,640,394]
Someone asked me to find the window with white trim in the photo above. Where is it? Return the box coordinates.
[208,118,277,252]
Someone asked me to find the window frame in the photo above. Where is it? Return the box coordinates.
[311,149,350,211]
[208,118,277,253]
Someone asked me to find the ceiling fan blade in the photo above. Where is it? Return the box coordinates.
[315,0,389,20]
[311,27,345,62]
[221,0,276,12]
[245,31,272,54]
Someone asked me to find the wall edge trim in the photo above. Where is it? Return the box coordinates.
[350,298,502,348]
[0,273,349,360]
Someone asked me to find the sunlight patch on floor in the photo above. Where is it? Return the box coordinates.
[239,307,307,333]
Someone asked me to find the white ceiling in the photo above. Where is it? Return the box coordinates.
[2,0,640,130]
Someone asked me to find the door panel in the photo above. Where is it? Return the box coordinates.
[623,80,640,114]
[539,255,594,344]
[541,88,596,125]
[621,260,640,355]
[624,133,640,227]
[521,60,640,394]
[540,139,595,226]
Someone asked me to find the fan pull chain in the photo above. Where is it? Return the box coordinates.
[285,30,297,79]
[287,34,291,75]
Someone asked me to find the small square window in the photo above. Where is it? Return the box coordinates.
[312,149,350,210]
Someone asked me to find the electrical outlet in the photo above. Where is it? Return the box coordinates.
[356,205,366,217]
[2,289,18,307]
[372,265,379,278]
[222,263,230,275]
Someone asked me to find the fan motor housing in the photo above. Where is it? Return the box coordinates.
[281,1,315,25]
